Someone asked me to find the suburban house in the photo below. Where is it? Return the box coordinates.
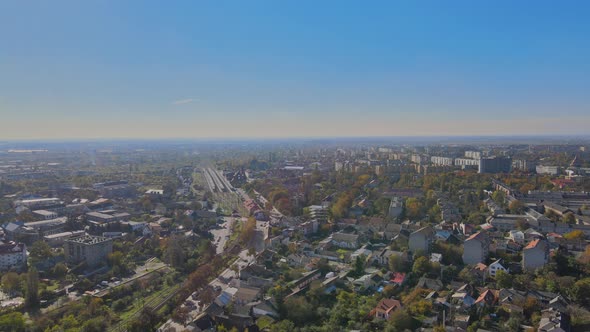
[408,226,435,254]
[371,298,402,320]
[522,238,550,271]
[487,259,508,278]
[462,231,490,265]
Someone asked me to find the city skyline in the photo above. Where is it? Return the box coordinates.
[1,1,589,139]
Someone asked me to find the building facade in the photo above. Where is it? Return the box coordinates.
[0,242,27,271]
[64,235,113,267]
[463,231,490,265]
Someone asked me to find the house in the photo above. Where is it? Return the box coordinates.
[371,298,402,320]
[507,230,525,244]
[353,274,375,291]
[331,232,360,249]
[522,238,549,271]
[374,248,407,267]
[462,231,490,265]
[251,301,279,318]
[233,285,261,306]
[417,277,444,291]
[487,259,508,278]
[388,197,403,219]
[470,263,488,281]
[390,272,407,286]
[451,292,476,307]
[290,269,321,292]
[475,289,498,307]
[408,226,435,254]
[539,308,571,332]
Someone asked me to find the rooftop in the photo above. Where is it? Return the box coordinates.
[66,235,112,245]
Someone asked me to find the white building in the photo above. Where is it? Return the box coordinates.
[536,165,560,176]
[454,158,480,167]
[0,242,27,271]
[388,197,403,218]
[430,156,454,166]
[32,209,59,220]
[465,151,482,159]
[487,259,508,278]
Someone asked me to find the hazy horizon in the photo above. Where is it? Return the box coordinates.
[2,1,589,139]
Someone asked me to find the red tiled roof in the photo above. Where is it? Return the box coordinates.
[466,231,486,242]
[391,272,406,284]
[524,239,540,250]
[375,298,402,315]
[473,263,488,271]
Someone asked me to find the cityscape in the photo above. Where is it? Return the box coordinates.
[2,1,590,332]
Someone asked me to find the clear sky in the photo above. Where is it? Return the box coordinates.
[1,1,589,139]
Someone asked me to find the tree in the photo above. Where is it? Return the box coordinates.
[509,200,525,214]
[564,230,585,241]
[572,278,590,307]
[388,254,406,272]
[564,212,577,225]
[0,312,25,332]
[405,198,424,219]
[354,255,366,277]
[283,296,314,326]
[495,270,513,289]
[239,217,257,247]
[25,267,39,308]
[385,309,414,332]
[51,262,68,279]
[412,256,431,276]
[491,191,505,204]
[1,272,20,295]
[270,320,296,332]
[164,236,186,269]
[29,240,52,262]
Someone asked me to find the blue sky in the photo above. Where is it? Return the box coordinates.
[1,1,589,139]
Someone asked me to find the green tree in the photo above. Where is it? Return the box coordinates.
[388,254,406,272]
[572,278,590,307]
[564,212,577,225]
[354,255,366,277]
[495,270,513,289]
[385,309,414,332]
[25,267,39,308]
[509,200,525,214]
[405,198,424,219]
[412,256,431,276]
[491,191,505,204]
[284,296,314,326]
[270,320,296,332]
[1,272,20,295]
[29,240,52,263]
[164,236,186,269]
[51,262,68,279]
[0,312,25,332]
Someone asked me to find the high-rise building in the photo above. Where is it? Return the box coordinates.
[465,151,482,159]
[430,156,454,166]
[478,156,512,174]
